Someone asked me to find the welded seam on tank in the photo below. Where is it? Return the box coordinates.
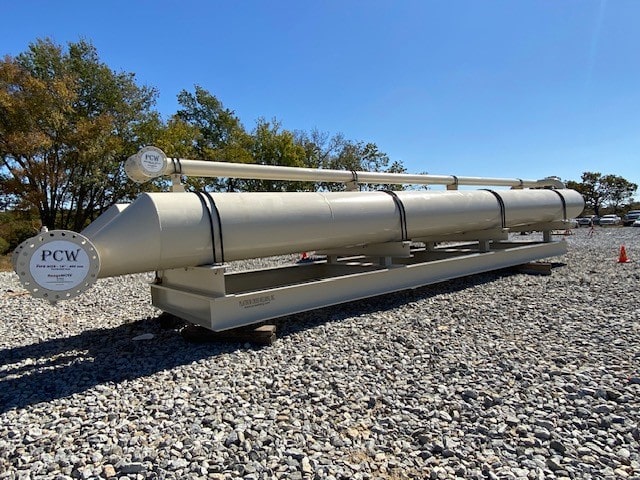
[549,189,568,220]
[383,191,408,241]
[482,190,506,229]
[319,193,335,220]
[192,191,218,264]
[203,192,225,263]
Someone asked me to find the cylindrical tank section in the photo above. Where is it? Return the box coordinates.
[13,188,584,301]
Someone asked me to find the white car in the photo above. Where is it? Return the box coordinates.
[623,210,640,226]
[599,214,621,226]
[576,216,596,226]
[633,218,640,227]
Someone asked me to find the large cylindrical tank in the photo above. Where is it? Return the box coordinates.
[12,188,583,300]
[91,189,583,276]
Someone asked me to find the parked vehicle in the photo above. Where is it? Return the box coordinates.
[576,216,595,227]
[622,210,640,226]
[599,214,621,226]
[633,218,640,227]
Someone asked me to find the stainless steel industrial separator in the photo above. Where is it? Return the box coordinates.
[13,147,584,331]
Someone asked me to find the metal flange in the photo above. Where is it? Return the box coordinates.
[13,230,100,301]
[124,146,168,183]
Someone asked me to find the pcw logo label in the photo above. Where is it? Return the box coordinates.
[30,240,91,291]
[40,249,82,262]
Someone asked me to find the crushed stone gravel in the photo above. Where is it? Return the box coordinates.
[1,227,639,479]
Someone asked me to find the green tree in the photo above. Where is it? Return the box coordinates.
[566,172,605,216]
[293,130,349,190]
[294,130,405,191]
[173,86,252,191]
[601,174,637,212]
[379,160,408,191]
[567,172,637,215]
[0,38,158,230]
[293,128,339,170]
[244,118,311,192]
[171,91,407,193]
[328,140,397,191]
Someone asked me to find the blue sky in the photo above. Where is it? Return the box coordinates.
[3,0,639,188]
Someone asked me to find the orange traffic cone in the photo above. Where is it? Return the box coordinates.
[618,245,629,263]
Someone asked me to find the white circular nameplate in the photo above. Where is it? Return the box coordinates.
[14,231,100,301]
[30,240,92,291]
[138,146,167,175]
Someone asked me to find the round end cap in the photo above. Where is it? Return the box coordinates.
[13,230,100,301]
[124,146,168,183]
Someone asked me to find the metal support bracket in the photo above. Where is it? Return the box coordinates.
[318,241,412,259]
[345,181,359,191]
[171,174,185,192]
[150,239,568,332]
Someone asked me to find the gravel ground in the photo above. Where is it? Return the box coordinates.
[1,227,639,480]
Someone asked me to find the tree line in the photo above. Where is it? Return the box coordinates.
[0,38,637,254]
[565,173,637,217]
[0,39,404,235]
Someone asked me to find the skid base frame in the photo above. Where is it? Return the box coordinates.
[150,239,566,332]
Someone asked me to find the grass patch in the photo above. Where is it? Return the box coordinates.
[0,255,13,272]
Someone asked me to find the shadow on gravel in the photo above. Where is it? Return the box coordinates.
[0,264,554,413]
[0,317,240,413]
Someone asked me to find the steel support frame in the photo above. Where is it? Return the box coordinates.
[150,237,567,332]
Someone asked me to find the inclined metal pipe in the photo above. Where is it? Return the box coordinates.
[86,189,584,278]
[125,146,566,189]
[157,159,559,189]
